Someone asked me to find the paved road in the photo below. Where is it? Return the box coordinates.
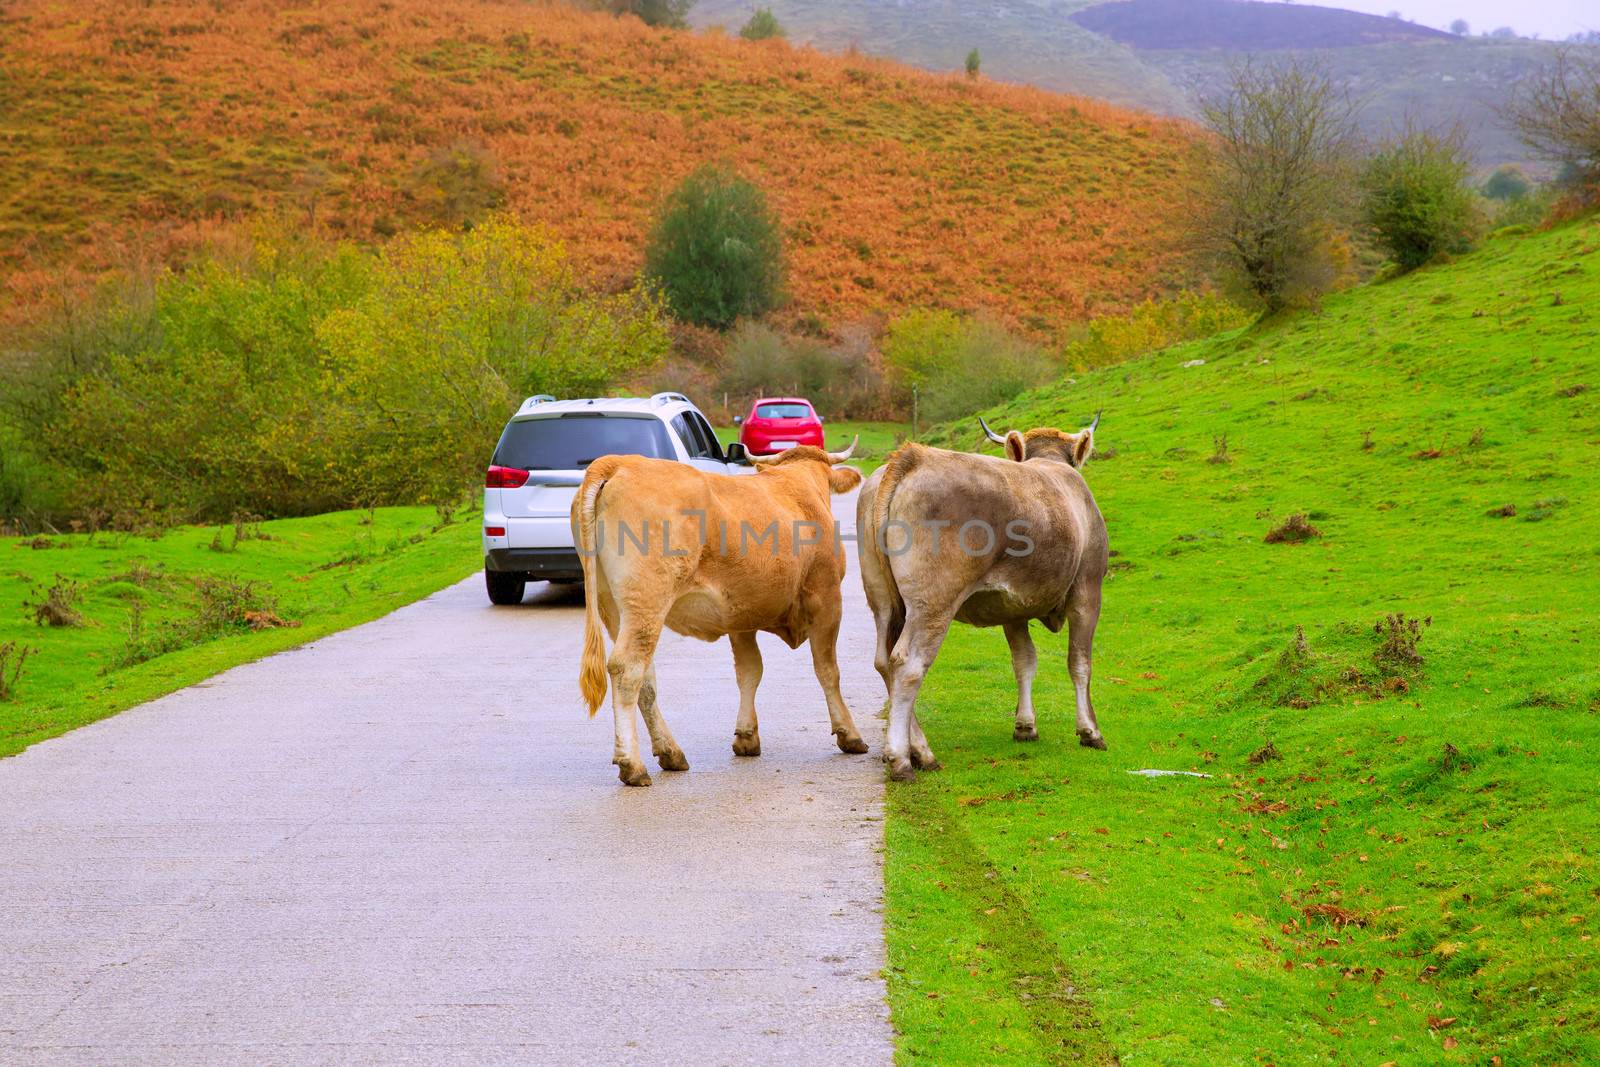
[0,492,893,1065]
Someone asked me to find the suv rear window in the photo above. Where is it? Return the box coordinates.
[755,403,812,419]
[493,414,674,470]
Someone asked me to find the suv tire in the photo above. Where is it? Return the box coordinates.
[485,569,527,606]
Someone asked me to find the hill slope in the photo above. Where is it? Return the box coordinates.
[0,0,1197,331]
[889,219,1600,1061]
[694,0,1570,167]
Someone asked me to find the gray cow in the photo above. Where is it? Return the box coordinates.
[856,415,1109,781]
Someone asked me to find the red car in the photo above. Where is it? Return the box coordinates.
[736,397,825,456]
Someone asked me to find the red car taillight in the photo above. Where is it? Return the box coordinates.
[486,465,530,488]
[484,526,506,537]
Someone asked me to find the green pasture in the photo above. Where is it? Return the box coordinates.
[886,220,1600,1064]
[0,508,480,759]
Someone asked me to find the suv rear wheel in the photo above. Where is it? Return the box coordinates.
[485,569,527,606]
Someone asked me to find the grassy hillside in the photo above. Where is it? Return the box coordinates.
[0,0,1197,332]
[695,0,1193,114]
[0,508,480,759]
[886,218,1600,1062]
[696,0,1572,168]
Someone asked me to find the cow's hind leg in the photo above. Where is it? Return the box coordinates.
[871,605,903,698]
[907,712,939,771]
[808,616,869,754]
[729,631,763,757]
[885,609,956,782]
[1067,583,1106,750]
[609,616,666,786]
[1005,621,1040,742]
[638,665,688,772]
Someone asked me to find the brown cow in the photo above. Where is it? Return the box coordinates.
[572,442,867,786]
[856,415,1108,782]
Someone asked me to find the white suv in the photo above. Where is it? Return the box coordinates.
[482,392,750,605]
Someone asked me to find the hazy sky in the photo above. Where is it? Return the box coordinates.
[1271,0,1596,39]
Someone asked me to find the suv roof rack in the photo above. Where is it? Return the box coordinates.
[520,394,557,411]
[651,391,691,407]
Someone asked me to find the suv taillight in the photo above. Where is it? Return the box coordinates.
[486,465,530,488]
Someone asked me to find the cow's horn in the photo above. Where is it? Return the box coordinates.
[1086,409,1102,433]
[978,416,1007,445]
[827,436,859,464]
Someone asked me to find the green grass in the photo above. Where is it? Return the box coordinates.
[715,419,908,471]
[886,219,1600,1064]
[0,507,479,759]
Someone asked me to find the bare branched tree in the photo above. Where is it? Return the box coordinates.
[1502,48,1600,190]
[1194,58,1361,312]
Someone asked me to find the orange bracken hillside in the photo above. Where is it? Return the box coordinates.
[0,0,1198,330]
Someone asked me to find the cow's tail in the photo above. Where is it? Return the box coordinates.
[576,458,623,717]
[865,444,920,632]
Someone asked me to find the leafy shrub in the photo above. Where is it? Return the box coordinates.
[7,218,668,522]
[644,164,785,328]
[965,48,981,78]
[739,7,784,40]
[317,219,670,500]
[1482,165,1531,201]
[882,311,1056,424]
[607,0,694,28]
[719,322,884,418]
[1487,187,1552,230]
[1360,125,1481,271]
[1060,292,1250,372]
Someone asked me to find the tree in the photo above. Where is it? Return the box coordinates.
[965,48,981,78]
[1482,164,1531,200]
[1193,58,1360,311]
[739,7,784,40]
[1449,18,1469,35]
[644,164,785,328]
[1502,48,1600,190]
[607,0,694,29]
[1490,26,1517,38]
[1360,123,1480,271]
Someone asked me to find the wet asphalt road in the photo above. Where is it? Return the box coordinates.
[0,491,893,1065]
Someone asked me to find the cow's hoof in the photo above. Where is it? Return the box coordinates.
[618,761,653,787]
[1014,725,1039,742]
[887,757,917,783]
[732,733,762,758]
[910,752,942,771]
[836,733,869,755]
[1078,732,1108,751]
[657,749,689,772]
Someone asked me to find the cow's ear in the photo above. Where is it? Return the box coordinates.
[1005,431,1026,463]
[1070,429,1094,468]
[828,465,863,493]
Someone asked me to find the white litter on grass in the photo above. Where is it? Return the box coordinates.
[1128,769,1212,778]
[1182,358,1206,368]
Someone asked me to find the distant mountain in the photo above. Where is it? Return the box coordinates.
[693,0,1576,168]
[1070,0,1451,50]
